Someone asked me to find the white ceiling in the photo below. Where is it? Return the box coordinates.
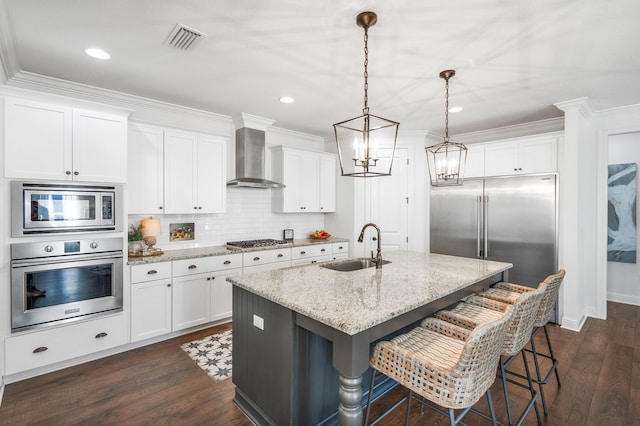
[2,0,640,139]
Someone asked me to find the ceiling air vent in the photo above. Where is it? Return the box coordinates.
[166,24,206,50]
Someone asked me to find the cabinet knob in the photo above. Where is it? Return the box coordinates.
[74,171,79,175]
[518,167,523,171]
[514,168,518,171]
[253,256,260,261]
[277,253,283,258]
[223,260,231,265]
[338,246,344,250]
[198,206,202,209]
[194,206,198,210]
[95,332,108,339]
[300,251,306,255]
[65,171,71,175]
[206,277,211,281]
[33,346,48,354]
[321,248,326,252]
[159,206,163,210]
[188,265,197,269]
[167,283,171,287]
[147,269,158,274]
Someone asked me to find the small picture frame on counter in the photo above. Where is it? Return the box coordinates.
[283,229,294,241]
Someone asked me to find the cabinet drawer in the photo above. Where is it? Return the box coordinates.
[291,254,333,266]
[173,253,243,276]
[291,244,331,260]
[131,262,172,283]
[243,249,291,267]
[332,242,349,257]
[5,314,127,375]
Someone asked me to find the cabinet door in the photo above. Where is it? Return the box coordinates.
[319,154,336,212]
[4,97,72,180]
[131,279,172,342]
[483,143,518,177]
[281,149,303,212]
[464,145,485,178]
[210,268,242,321]
[518,137,557,174]
[128,124,164,214]
[300,153,320,211]
[196,136,227,213]
[72,109,127,182]
[164,131,197,214]
[172,273,211,330]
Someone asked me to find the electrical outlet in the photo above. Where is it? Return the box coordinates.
[253,314,264,330]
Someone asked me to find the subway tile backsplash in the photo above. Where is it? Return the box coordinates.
[129,188,325,249]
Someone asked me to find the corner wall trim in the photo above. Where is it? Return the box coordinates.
[560,314,586,332]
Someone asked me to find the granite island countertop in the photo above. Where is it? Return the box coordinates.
[127,237,349,265]
[228,251,512,336]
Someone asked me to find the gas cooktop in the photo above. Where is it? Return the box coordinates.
[226,239,289,249]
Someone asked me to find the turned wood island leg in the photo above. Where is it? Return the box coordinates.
[338,375,364,425]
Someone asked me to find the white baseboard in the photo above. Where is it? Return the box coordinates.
[560,314,586,332]
[607,292,640,307]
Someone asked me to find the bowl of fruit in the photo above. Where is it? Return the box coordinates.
[310,229,331,239]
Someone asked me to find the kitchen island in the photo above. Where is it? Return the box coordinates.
[228,251,512,426]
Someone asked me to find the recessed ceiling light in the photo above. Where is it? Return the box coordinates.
[85,48,111,60]
[448,106,463,113]
[279,96,295,104]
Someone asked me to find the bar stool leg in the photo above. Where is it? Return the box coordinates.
[405,389,412,426]
[521,349,542,425]
[499,356,515,426]
[543,325,561,386]
[486,388,498,426]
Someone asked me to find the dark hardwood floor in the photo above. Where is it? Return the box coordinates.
[1,301,638,425]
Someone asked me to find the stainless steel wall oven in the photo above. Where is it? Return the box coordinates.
[11,180,122,236]
[11,237,123,332]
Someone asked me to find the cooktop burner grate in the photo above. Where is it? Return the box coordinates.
[226,239,289,249]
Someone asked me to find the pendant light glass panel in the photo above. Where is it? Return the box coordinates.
[334,113,399,177]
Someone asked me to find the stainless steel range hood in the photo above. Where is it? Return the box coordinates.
[226,114,284,188]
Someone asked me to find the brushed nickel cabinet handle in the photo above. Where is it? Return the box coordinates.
[33,346,48,353]
[224,260,231,265]
[147,269,158,275]
[95,332,108,339]
[188,265,197,269]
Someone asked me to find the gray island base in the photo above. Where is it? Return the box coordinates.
[228,251,512,426]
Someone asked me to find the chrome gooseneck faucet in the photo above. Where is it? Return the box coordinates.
[357,223,383,268]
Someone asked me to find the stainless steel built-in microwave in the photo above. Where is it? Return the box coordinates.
[11,181,122,236]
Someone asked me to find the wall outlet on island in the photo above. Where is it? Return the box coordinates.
[253,314,264,330]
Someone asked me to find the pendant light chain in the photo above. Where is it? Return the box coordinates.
[363,25,369,115]
[444,75,450,142]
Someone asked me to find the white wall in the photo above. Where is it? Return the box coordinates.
[607,132,640,305]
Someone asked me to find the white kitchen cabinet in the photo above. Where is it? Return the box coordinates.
[483,135,557,177]
[130,262,172,342]
[4,314,127,375]
[290,243,333,266]
[332,242,349,259]
[463,145,485,179]
[210,268,242,321]
[172,272,212,331]
[4,97,127,182]
[271,146,337,213]
[319,154,337,212]
[164,130,227,214]
[128,124,164,214]
[243,248,292,273]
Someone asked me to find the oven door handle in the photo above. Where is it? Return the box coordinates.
[11,252,123,268]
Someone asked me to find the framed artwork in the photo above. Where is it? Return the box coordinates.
[608,163,637,263]
[170,223,195,241]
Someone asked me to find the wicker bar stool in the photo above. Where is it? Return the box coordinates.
[479,269,566,415]
[365,307,514,426]
[435,289,544,426]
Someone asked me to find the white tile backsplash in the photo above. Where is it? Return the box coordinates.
[129,188,326,249]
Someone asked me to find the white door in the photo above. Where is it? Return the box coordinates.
[368,148,409,252]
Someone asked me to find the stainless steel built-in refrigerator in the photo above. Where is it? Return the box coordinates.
[430,174,557,295]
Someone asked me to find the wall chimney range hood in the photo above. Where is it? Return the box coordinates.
[226,113,285,189]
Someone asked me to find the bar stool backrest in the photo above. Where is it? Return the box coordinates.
[535,269,566,327]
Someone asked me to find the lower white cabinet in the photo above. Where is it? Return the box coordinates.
[210,269,242,321]
[291,243,333,266]
[5,314,127,375]
[131,279,172,342]
[172,272,212,331]
[332,242,349,260]
[243,248,292,273]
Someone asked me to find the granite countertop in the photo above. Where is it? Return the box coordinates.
[227,251,512,336]
[127,237,349,265]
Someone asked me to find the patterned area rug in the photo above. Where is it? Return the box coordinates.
[180,329,232,382]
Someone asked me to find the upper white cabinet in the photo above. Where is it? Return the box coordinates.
[271,146,336,213]
[463,145,485,179]
[128,124,164,214]
[164,130,227,214]
[4,97,127,182]
[483,134,558,177]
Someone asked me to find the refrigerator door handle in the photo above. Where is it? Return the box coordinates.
[484,195,489,258]
[477,195,482,257]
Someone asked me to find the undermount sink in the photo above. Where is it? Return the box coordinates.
[320,257,391,272]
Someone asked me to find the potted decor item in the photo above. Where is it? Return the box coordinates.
[128,224,144,256]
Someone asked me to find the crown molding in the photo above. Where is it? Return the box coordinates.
[0,0,20,83]
[554,97,595,120]
[452,117,564,144]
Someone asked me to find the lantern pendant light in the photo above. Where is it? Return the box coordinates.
[333,11,400,178]
[426,70,467,186]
